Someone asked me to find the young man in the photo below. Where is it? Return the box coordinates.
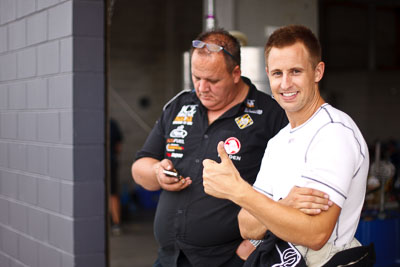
[202,25,370,266]
[131,29,289,266]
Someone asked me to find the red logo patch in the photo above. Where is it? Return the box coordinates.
[224,137,241,155]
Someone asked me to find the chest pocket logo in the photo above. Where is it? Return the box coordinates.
[224,137,241,155]
[173,105,197,125]
[235,114,254,129]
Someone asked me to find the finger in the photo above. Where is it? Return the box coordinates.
[296,187,323,197]
[162,178,191,191]
[309,188,330,199]
[184,178,192,185]
[160,175,180,184]
[301,201,330,211]
[176,178,191,188]
[178,177,192,188]
[303,195,326,204]
[299,208,322,215]
[159,159,174,170]
[217,141,231,164]
[297,187,331,202]
[305,195,332,206]
[311,203,330,211]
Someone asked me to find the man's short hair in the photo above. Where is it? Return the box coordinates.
[191,28,241,72]
[265,25,321,68]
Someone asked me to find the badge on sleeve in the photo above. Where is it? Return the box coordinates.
[235,114,254,129]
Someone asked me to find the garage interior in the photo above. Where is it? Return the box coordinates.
[106,1,400,266]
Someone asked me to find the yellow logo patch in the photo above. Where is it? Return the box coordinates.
[235,114,254,129]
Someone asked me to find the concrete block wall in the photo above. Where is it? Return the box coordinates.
[0,0,106,266]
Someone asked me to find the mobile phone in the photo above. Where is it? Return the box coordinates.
[163,169,183,181]
[163,170,178,177]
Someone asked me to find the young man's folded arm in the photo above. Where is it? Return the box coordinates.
[235,183,341,250]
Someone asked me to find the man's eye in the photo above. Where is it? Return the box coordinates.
[293,69,301,74]
[272,72,282,76]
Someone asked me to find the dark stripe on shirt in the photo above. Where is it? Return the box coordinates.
[300,175,347,200]
[253,186,273,198]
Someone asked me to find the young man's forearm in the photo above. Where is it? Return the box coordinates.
[234,183,340,250]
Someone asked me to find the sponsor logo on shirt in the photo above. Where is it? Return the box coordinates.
[244,107,263,115]
[170,125,188,138]
[246,99,255,108]
[224,137,242,161]
[235,114,254,129]
[167,129,186,156]
[224,137,241,155]
[229,154,242,161]
[167,138,185,144]
[166,144,184,152]
[166,152,183,158]
[172,105,197,125]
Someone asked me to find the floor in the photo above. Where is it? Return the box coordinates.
[109,209,158,267]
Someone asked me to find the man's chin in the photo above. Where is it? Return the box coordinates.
[200,98,215,107]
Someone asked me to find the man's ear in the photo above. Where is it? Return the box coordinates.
[232,65,242,83]
[265,66,269,77]
[314,61,325,83]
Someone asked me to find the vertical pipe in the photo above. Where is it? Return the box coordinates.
[204,0,216,30]
[182,52,192,90]
[166,0,176,97]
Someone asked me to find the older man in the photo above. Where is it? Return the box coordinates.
[131,29,289,266]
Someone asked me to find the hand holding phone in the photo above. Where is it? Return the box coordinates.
[163,169,183,181]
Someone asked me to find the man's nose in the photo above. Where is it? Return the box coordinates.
[198,80,209,92]
[281,74,292,90]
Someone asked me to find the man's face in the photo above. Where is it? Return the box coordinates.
[191,50,240,111]
[266,42,324,117]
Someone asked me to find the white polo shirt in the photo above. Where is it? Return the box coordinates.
[253,103,369,247]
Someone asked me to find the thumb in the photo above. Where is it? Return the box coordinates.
[217,141,231,164]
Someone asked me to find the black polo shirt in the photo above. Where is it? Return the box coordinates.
[136,77,288,267]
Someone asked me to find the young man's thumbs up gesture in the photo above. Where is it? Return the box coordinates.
[202,141,252,201]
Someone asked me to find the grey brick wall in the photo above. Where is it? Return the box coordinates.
[0,0,106,266]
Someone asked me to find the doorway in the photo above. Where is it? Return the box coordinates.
[106,0,203,266]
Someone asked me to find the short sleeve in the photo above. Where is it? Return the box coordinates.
[135,115,166,161]
[295,123,362,207]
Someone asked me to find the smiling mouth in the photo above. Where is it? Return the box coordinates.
[282,92,297,97]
